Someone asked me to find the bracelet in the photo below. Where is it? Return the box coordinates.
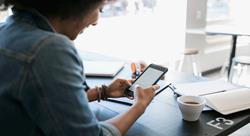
[95,86,101,102]
[95,85,109,102]
[101,85,109,100]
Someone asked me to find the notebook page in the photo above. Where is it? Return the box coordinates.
[174,80,238,96]
[204,88,250,115]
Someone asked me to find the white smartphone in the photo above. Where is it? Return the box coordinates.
[126,64,168,97]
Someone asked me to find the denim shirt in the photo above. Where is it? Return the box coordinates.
[0,8,120,136]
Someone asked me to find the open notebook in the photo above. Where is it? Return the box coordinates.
[83,61,125,77]
[203,87,250,115]
[173,80,250,115]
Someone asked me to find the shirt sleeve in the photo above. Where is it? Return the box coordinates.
[20,35,120,136]
[100,122,121,136]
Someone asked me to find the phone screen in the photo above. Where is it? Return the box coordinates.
[129,67,165,91]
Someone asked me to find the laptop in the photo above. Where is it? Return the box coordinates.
[83,60,125,77]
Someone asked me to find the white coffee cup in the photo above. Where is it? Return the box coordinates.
[177,95,206,121]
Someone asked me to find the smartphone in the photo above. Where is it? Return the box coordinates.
[126,64,168,97]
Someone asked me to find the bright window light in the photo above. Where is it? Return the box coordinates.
[75,0,187,66]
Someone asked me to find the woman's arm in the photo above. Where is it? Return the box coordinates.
[86,77,159,135]
[86,88,99,102]
[87,79,130,102]
[106,103,145,135]
[106,85,159,135]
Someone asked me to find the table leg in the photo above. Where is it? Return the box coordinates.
[228,35,237,78]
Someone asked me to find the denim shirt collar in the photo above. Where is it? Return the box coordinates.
[11,7,56,33]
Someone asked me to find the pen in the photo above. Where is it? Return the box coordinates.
[155,83,170,96]
[200,90,226,96]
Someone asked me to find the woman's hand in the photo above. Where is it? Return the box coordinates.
[105,84,160,135]
[133,85,160,110]
[105,78,131,98]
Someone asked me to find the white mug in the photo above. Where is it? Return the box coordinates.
[177,95,206,121]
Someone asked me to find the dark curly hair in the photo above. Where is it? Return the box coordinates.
[0,0,107,19]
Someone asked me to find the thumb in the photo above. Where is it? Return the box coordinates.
[152,85,160,91]
[131,84,141,91]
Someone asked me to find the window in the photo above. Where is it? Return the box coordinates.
[75,0,187,65]
[207,0,250,25]
[206,0,230,22]
[100,0,157,17]
[229,0,250,25]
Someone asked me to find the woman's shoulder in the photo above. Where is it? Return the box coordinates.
[35,32,77,54]
[29,32,78,61]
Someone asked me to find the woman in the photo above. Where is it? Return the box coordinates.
[0,0,159,136]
